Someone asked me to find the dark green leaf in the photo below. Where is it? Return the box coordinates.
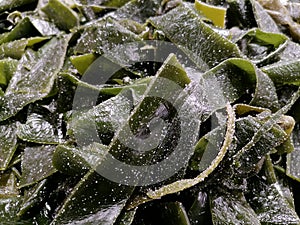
[56,54,194,223]
[0,35,70,122]
[53,143,107,176]
[18,179,47,217]
[69,90,133,145]
[131,201,190,225]
[251,0,279,33]
[262,59,300,85]
[19,145,57,188]
[0,17,37,45]
[0,171,33,224]
[16,113,60,144]
[210,191,260,225]
[147,104,235,199]
[74,17,140,55]
[115,208,137,225]
[148,3,241,71]
[52,171,134,225]
[226,0,257,29]
[233,88,300,174]
[233,116,287,175]
[189,125,226,171]
[0,122,18,171]
[108,0,162,23]
[247,178,300,225]
[287,124,300,182]
[188,191,212,225]
[250,67,280,110]
[0,0,37,13]
[235,28,288,66]
[0,171,19,197]
[155,202,191,225]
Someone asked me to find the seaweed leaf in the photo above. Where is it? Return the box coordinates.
[0,122,18,171]
[0,0,37,13]
[0,58,18,86]
[51,170,134,225]
[16,113,60,144]
[42,0,80,31]
[148,3,241,71]
[194,0,227,28]
[74,17,141,55]
[247,178,300,225]
[19,145,57,188]
[0,35,70,121]
[210,191,260,225]
[147,103,235,199]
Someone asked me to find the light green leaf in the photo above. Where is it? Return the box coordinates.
[0,58,18,86]
[194,0,227,28]
[42,0,79,31]
[70,53,97,75]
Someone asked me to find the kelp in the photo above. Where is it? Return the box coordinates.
[258,0,300,42]
[108,0,162,23]
[42,0,80,31]
[262,59,300,85]
[0,35,70,121]
[0,36,50,60]
[148,3,241,71]
[0,0,300,224]
[146,104,234,199]
[210,190,260,225]
[194,0,227,28]
[247,178,300,224]
[19,145,57,188]
[0,0,37,13]
[235,28,288,66]
[287,124,300,182]
[0,122,18,170]
[250,0,280,33]
[0,58,18,86]
[16,113,60,144]
[0,17,37,45]
[52,170,135,225]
